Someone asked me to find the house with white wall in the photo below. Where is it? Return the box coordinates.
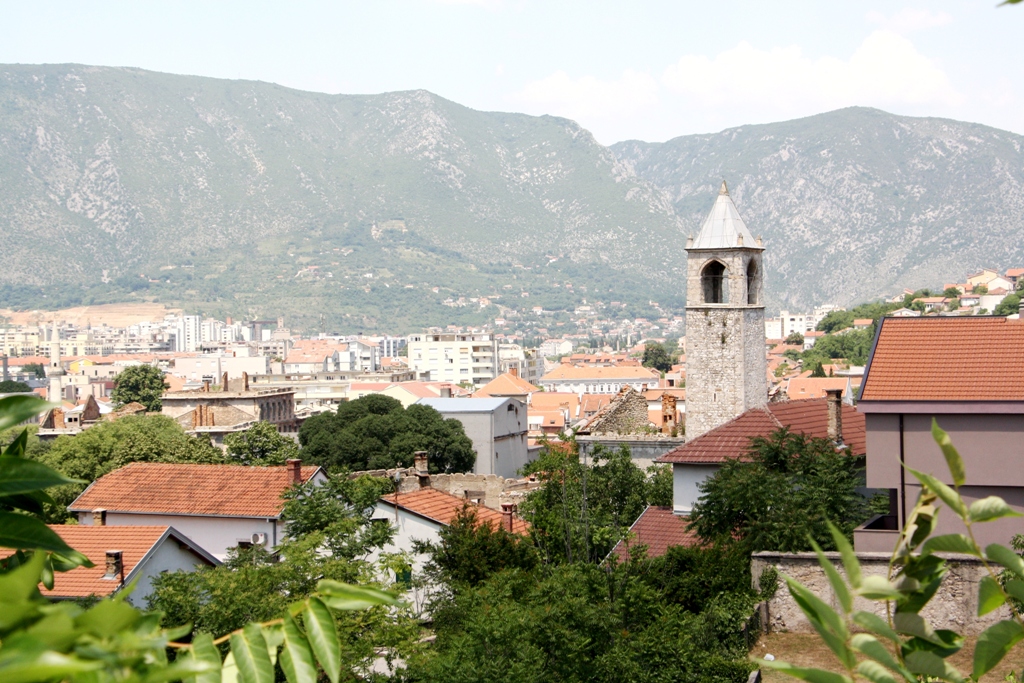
[416,397,529,478]
[69,460,327,560]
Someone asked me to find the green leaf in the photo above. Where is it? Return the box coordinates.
[970,496,1023,523]
[850,634,915,682]
[857,575,902,601]
[921,534,977,556]
[851,611,901,643]
[187,632,222,683]
[973,619,1024,678]
[784,575,854,668]
[986,543,1024,579]
[0,551,46,606]
[221,651,237,683]
[0,395,50,432]
[809,537,852,614]
[0,650,103,683]
[230,623,275,683]
[144,659,220,683]
[75,598,141,638]
[905,650,964,682]
[828,521,861,588]
[906,467,967,518]
[317,580,397,610]
[280,614,317,683]
[978,576,1007,616]
[303,597,341,683]
[931,419,965,487]
[855,660,900,683]
[0,456,81,496]
[0,511,77,553]
[1005,579,1024,604]
[893,612,944,645]
[760,659,853,683]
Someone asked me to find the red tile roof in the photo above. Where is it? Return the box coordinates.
[657,399,865,464]
[860,317,1024,402]
[609,506,701,561]
[69,462,322,518]
[0,525,215,598]
[787,377,854,399]
[474,372,540,397]
[380,488,529,535]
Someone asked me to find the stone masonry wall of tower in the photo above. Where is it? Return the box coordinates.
[683,182,768,440]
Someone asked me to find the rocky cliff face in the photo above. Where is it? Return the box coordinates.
[3,65,1023,327]
[613,107,1024,310]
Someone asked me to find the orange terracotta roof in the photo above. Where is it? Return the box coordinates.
[474,372,540,397]
[380,488,529,534]
[541,365,659,381]
[787,377,854,399]
[609,506,701,561]
[529,409,566,427]
[529,392,580,415]
[70,462,322,518]
[580,394,614,414]
[658,399,865,464]
[1007,269,1024,277]
[0,525,216,598]
[860,317,1024,402]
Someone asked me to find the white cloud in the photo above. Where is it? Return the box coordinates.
[661,30,961,114]
[866,8,952,34]
[508,69,659,122]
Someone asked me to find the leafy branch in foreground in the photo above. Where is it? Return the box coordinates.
[764,419,1024,682]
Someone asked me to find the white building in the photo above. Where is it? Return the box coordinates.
[538,339,574,357]
[537,364,660,394]
[416,397,529,478]
[407,332,499,386]
[175,315,202,352]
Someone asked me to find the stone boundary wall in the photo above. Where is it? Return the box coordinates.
[751,551,1009,635]
[577,436,684,470]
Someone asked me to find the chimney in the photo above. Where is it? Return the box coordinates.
[92,508,107,526]
[104,550,124,582]
[286,458,302,485]
[509,367,518,378]
[202,379,211,392]
[222,371,229,391]
[500,503,517,532]
[242,371,249,392]
[440,386,452,398]
[825,388,843,445]
[414,451,429,475]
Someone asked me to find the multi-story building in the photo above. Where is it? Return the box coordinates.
[407,332,499,386]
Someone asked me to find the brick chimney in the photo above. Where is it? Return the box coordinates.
[202,379,211,392]
[104,550,124,582]
[242,371,249,392]
[509,367,518,378]
[825,388,843,445]
[92,508,107,526]
[286,458,302,485]
[222,371,229,392]
[500,503,517,532]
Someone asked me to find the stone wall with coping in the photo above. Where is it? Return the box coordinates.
[751,551,1009,635]
[577,435,684,470]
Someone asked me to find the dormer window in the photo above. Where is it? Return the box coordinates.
[701,261,728,304]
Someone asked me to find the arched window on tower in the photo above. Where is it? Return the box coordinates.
[746,260,759,305]
[701,261,728,304]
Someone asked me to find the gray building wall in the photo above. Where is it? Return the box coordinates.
[425,398,529,479]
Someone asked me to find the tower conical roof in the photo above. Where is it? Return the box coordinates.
[689,181,760,250]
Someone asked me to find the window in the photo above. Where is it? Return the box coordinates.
[701,261,728,304]
[746,260,759,305]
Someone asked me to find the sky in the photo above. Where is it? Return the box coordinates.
[1,0,1021,145]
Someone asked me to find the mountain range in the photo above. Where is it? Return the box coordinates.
[2,64,1023,331]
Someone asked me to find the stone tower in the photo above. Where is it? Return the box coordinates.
[684,181,768,440]
[46,320,65,403]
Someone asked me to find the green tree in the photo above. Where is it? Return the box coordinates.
[944,286,962,298]
[224,420,300,465]
[809,361,827,377]
[689,427,872,552]
[0,379,32,392]
[784,332,804,345]
[21,362,45,378]
[298,394,475,472]
[975,283,990,294]
[37,414,225,521]
[641,342,673,373]
[520,442,671,564]
[816,310,855,333]
[995,292,1022,316]
[111,364,167,411]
